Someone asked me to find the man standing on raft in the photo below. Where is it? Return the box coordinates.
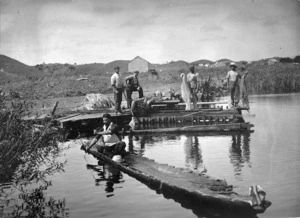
[226,62,239,107]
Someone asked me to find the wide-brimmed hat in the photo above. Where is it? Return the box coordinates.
[189,65,195,70]
[229,62,237,67]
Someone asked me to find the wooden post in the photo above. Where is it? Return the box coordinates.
[51,101,59,116]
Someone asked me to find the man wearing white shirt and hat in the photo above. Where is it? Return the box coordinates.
[226,62,239,107]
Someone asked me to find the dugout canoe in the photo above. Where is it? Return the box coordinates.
[80,140,271,218]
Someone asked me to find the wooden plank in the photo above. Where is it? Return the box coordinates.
[55,113,82,121]
[128,123,253,134]
[154,100,180,104]
[151,104,168,108]
[59,112,131,123]
[178,101,228,106]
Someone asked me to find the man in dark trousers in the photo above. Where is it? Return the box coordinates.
[111,66,124,114]
[88,113,126,158]
[125,71,144,108]
[226,62,239,107]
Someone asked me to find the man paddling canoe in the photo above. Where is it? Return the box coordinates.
[87,113,126,158]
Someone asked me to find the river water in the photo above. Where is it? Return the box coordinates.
[1,93,300,217]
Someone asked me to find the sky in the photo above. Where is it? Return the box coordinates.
[0,0,300,65]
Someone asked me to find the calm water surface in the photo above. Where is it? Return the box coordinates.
[1,93,300,217]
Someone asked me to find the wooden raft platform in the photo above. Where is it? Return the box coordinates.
[55,100,253,138]
[81,140,271,218]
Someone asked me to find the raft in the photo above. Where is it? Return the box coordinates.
[80,139,271,218]
[54,98,253,139]
[129,98,253,132]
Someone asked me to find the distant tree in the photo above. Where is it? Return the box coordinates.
[280,57,293,63]
[294,55,300,63]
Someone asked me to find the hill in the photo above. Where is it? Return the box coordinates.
[155,60,189,72]
[103,60,130,73]
[35,60,129,76]
[74,63,105,75]
[190,59,213,65]
[215,58,233,63]
[0,55,44,83]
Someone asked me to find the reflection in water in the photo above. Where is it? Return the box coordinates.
[229,133,251,178]
[86,161,124,198]
[127,133,252,180]
[183,136,203,171]
[0,144,68,218]
[124,133,256,218]
[128,135,145,155]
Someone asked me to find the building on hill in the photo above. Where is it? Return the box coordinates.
[268,58,278,65]
[128,56,151,73]
[212,62,226,67]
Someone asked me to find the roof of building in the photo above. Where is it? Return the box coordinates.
[130,56,149,63]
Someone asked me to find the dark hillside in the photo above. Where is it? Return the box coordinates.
[74,63,105,75]
[103,60,130,73]
[0,55,42,76]
[0,55,44,83]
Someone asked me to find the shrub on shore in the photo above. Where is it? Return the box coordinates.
[0,95,67,217]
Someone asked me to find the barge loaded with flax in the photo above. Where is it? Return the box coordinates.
[80,139,271,218]
[128,98,253,133]
[56,97,253,138]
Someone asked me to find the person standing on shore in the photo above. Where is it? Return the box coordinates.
[111,66,124,114]
[226,62,239,107]
[187,65,198,109]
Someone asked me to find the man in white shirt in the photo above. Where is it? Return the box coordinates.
[88,113,126,158]
[111,66,124,114]
[226,62,239,107]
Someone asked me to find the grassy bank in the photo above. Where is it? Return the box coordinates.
[1,62,300,100]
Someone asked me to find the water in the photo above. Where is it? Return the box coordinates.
[1,93,300,217]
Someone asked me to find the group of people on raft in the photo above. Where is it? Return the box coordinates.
[181,62,248,110]
[87,63,248,160]
[111,62,247,115]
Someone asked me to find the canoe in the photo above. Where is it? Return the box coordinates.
[80,140,271,218]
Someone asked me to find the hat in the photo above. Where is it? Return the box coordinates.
[114,66,120,70]
[189,65,195,70]
[229,62,237,67]
[103,113,112,119]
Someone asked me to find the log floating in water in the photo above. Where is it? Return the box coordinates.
[81,141,271,217]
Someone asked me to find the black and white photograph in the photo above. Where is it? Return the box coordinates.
[0,0,299,217]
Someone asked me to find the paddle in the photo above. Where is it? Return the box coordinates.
[81,133,102,152]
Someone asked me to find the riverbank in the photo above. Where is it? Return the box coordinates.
[1,61,300,102]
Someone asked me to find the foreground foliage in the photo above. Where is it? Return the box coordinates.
[0,95,68,217]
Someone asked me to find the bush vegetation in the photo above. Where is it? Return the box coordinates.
[0,95,67,217]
